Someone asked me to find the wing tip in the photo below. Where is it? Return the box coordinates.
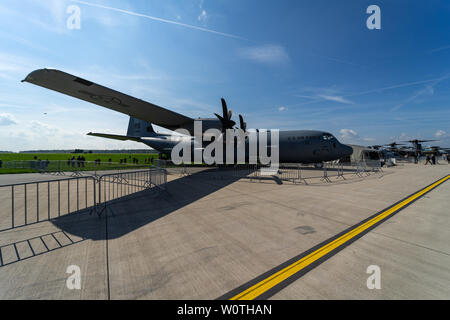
[21,68,61,83]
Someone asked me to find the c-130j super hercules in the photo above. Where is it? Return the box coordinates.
[23,69,353,164]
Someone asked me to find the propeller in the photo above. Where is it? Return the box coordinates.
[402,139,438,144]
[402,139,439,152]
[384,142,405,148]
[239,114,247,132]
[214,98,236,131]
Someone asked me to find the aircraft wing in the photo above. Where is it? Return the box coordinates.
[87,132,142,142]
[23,69,194,131]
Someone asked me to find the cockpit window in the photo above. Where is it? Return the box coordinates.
[323,134,334,140]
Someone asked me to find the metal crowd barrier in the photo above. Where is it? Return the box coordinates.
[0,169,167,232]
[157,160,383,184]
[0,176,97,232]
[95,168,167,216]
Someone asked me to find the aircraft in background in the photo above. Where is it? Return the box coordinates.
[401,139,439,156]
[23,68,353,164]
[369,139,448,163]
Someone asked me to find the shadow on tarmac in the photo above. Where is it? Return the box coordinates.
[52,169,243,241]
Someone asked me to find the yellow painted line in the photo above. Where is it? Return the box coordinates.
[231,174,450,300]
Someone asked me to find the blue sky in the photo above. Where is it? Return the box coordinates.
[0,0,449,152]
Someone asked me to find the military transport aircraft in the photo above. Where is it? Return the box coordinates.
[22,68,353,164]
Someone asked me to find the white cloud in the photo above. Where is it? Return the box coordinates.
[0,119,145,152]
[0,113,17,126]
[340,128,359,140]
[317,95,353,104]
[435,130,447,138]
[30,120,60,135]
[278,106,287,112]
[0,52,34,74]
[198,10,207,23]
[237,45,289,64]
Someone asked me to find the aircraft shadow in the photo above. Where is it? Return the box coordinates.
[51,168,243,241]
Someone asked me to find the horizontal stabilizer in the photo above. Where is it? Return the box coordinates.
[87,132,142,142]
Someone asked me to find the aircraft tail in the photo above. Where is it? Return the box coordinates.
[127,117,156,137]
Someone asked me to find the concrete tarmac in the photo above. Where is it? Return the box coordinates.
[0,163,448,299]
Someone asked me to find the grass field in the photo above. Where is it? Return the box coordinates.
[0,153,159,162]
[0,153,161,174]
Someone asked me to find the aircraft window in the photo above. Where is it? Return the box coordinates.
[323,134,333,140]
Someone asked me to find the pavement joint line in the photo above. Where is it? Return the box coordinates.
[218,174,450,300]
[371,231,450,257]
[105,206,111,300]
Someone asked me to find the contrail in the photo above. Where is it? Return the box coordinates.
[293,74,450,107]
[70,0,247,40]
[345,74,450,98]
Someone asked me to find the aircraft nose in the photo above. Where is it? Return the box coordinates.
[342,144,353,157]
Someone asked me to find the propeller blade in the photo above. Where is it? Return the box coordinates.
[221,98,228,119]
[402,139,438,143]
[216,98,236,130]
[239,114,247,132]
[214,113,224,122]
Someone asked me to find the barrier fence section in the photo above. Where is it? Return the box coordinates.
[0,176,97,232]
[0,168,167,232]
[96,168,167,216]
[156,160,383,184]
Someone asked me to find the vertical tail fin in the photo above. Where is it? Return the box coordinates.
[127,117,156,137]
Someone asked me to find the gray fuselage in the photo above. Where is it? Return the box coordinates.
[139,130,353,164]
